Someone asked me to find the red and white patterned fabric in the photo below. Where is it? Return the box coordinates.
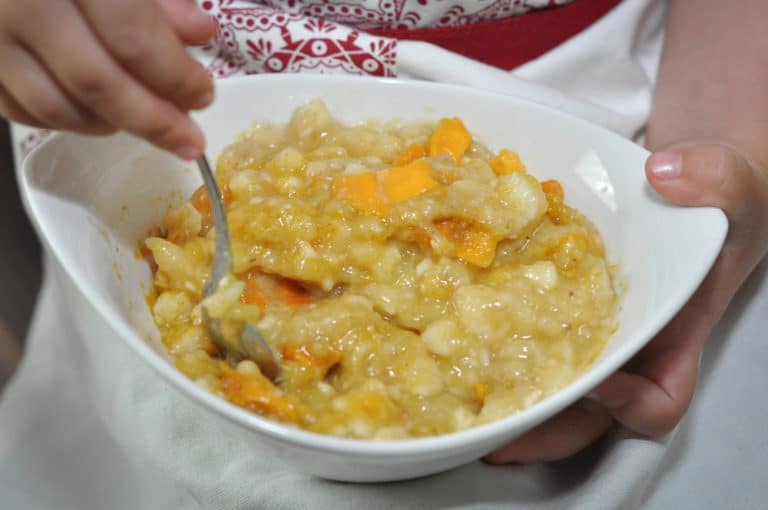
[201,2,399,77]
[249,0,575,29]
[199,0,576,78]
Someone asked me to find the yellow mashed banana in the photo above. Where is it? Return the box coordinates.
[144,100,619,439]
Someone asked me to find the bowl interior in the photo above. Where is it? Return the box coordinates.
[19,75,727,453]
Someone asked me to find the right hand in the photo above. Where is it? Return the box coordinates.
[0,0,215,160]
[486,142,768,464]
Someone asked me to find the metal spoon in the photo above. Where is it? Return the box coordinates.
[196,155,280,381]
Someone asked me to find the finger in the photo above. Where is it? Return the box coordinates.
[0,42,113,134]
[157,0,216,46]
[0,86,41,127]
[647,143,768,292]
[645,143,754,212]
[483,400,614,464]
[621,143,768,439]
[587,361,697,437]
[588,274,718,436]
[647,143,768,295]
[15,3,205,158]
[76,0,213,110]
[589,218,748,436]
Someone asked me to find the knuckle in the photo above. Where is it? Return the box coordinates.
[137,112,181,144]
[110,28,155,67]
[710,147,732,184]
[174,71,212,105]
[70,72,119,107]
[32,96,76,127]
[165,70,197,97]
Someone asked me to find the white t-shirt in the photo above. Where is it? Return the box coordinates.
[9,1,767,509]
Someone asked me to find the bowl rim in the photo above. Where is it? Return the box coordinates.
[19,74,728,457]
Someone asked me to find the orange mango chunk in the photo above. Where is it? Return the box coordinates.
[190,182,232,235]
[434,218,498,268]
[392,143,427,166]
[190,185,212,218]
[428,118,472,162]
[382,160,438,204]
[488,149,526,175]
[332,172,387,215]
[191,182,232,214]
[334,161,439,214]
[541,179,565,199]
[220,364,299,422]
[454,230,497,268]
[240,272,314,310]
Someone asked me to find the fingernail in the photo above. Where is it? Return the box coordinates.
[648,151,682,180]
[175,145,202,160]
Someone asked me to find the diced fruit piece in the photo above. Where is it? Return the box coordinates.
[190,185,211,218]
[220,364,299,422]
[334,160,439,214]
[381,160,438,204]
[454,230,497,268]
[190,182,232,214]
[392,143,427,166]
[541,179,564,199]
[487,149,526,175]
[240,271,314,310]
[190,183,232,235]
[332,172,387,215]
[434,217,498,267]
[428,118,472,162]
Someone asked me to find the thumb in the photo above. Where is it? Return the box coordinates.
[645,143,749,212]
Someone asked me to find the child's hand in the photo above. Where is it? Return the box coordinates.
[0,0,215,160]
[486,142,768,463]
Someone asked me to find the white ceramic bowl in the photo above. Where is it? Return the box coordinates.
[19,75,726,482]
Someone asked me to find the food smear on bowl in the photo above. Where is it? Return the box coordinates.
[143,100,620,439]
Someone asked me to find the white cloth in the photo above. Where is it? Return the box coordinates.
[8,1,766,509]
[0,260,668,510]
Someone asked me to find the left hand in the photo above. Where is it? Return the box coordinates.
[485,142,768,463]
[0,0,215,159]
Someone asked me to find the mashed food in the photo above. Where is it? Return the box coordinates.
[145,100,619,439]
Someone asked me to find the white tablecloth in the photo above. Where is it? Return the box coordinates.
[1,259,766,509]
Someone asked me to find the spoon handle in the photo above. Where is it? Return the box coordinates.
[196,155,233,295]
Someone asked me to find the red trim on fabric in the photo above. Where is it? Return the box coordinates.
[368,0,622,70]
